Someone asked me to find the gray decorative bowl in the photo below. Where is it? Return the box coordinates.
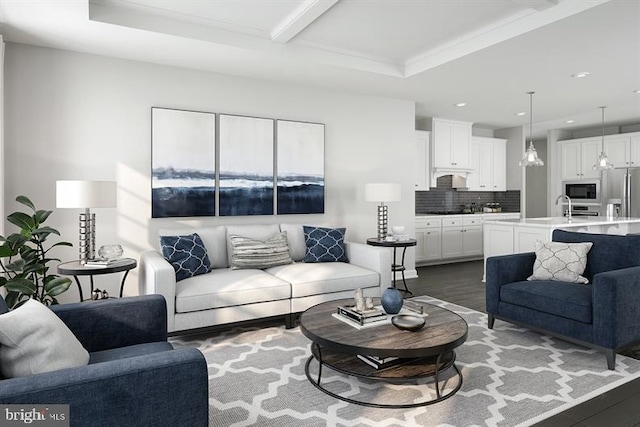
[391,314,426,331]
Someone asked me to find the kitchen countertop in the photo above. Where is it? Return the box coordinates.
[416,212,520,217]
[482,216,640,228]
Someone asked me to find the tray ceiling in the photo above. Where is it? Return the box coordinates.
[0,0,638,137]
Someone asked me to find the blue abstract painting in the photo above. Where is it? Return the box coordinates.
[219,115,274,216]
[277,120,325,214]
[151,108,215,218]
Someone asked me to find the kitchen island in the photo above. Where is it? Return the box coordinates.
[482,216,640,279]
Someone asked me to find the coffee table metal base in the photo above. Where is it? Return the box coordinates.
[304,343,463,409]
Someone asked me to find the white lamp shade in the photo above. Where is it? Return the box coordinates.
[365,183,401,202]
[56,180,117,208]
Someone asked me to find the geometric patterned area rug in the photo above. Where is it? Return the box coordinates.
[169,296,640,427]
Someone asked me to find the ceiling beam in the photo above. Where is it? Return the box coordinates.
[405,0,610,77]
[270,0,340,43]
[510,0,559,12]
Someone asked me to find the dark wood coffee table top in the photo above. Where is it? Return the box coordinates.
[299,298,468,360]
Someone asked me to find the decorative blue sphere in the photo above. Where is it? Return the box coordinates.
[381,287,403,314]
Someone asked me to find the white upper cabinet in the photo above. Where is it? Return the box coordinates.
[604,136,629,167]
[604,135,640,168]
[493,141,507,191]
[560,141,581,180]
[580,139,601,179]
[431,118,472,171]
[467,140,481,190]
[414,130,430,191]
[560,137,600,180]
[468,137,506,191]
[632,136,640,166]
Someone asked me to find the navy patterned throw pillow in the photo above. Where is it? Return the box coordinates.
[303,226,349,263]
[160,233,212,282]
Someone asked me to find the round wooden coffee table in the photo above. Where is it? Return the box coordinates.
[299,298,468,408]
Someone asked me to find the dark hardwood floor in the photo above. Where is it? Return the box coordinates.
[408,261,640,427]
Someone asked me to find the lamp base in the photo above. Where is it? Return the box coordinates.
[79,209,95,263]
[376,203,388,240]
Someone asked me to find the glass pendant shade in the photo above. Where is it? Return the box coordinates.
[593,151,613,170]
[519,141,544,166]
[520,91,544,167]
[592,106,613,170]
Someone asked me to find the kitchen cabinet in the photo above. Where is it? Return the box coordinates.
[441,218,464,258]
[483,222,514,259]
[604,135,640,167]
[462,217,483,256]
[560,137,601,180]
[431,118,472,170]
[467,141,482,191]
[513,226,549,253]
[414,130,431,191]
[633,136,640,166]
[441,216,482,259]
[415,217,441,262]
[468,137,506,191]
[416,213,519,265]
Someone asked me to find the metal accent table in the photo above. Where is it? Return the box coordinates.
[299,298,468,408]
[57,258,137,301]
[366,238,417,296]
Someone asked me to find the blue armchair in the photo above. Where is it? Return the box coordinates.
[0,295,208,426]
[486,230,640,370]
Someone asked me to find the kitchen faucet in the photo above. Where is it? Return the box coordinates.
[555,194,572,220]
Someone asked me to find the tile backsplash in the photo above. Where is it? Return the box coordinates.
[415,178,520,214]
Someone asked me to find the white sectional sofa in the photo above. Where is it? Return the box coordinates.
[139,223,391,333]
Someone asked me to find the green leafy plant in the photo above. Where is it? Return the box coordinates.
[0,196,73,308]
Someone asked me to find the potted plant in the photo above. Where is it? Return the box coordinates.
[0,196,73,308]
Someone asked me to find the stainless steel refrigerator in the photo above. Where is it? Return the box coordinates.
[602,168,640,217]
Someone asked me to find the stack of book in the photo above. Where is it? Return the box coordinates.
[357,354,402,369]
[403,300,425,315]
[84,258,130,268]
[336,305,386,326]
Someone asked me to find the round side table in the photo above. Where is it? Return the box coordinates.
[366,238,417,296]
[57,258,137,301]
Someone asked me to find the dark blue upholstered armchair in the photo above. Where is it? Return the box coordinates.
[487,230,640,370]
[0,295,208,426]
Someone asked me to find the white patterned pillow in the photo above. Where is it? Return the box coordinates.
[0,299,90,378]
[527,240,593,284]
[229,231,293,270]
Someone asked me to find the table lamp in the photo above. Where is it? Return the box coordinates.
[56,180,117,263]
[365,183,401,240]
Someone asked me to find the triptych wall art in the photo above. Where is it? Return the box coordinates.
[151,107,325,218]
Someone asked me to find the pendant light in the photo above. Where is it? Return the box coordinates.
[519,91,544,167]
[592,106,613,170]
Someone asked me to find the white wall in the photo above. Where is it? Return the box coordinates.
[4,43,416,301]
[546,129,573,216]
[495,126,525,191]
[525,139,547,217]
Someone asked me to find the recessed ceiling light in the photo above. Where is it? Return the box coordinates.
[455,102,467,107]
[634,89,640,94]
[515,112,526,116]
[566,120,575,124]
[572,72,590,78]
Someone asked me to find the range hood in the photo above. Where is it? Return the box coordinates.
[431,166,472,190]
[434,174,468,190]
[432,167,473,178]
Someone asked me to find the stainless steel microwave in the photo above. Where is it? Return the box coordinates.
[563,180,600,203]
